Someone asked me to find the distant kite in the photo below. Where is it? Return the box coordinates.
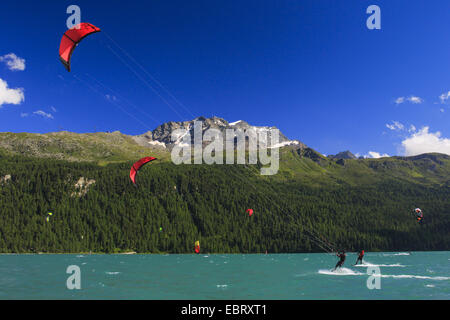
[59,22,101,72]
[129,157,157,185]
[194,240,200,254]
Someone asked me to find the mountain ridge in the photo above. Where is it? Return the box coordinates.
[0,116,306,163]
[2,116,448,165]
[1,116,449,188]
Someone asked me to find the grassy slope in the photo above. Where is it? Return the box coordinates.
[276,147,450,187]
[0,131,170,164]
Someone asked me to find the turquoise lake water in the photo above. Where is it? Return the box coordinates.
[0,251,449,299]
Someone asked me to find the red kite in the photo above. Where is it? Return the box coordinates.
[59,22,101,72]
[129,157,157,185]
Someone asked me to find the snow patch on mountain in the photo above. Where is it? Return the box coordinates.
[268,140,301,149]
[148,141,166,148]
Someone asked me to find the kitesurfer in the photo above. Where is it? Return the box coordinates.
[414,208,423,225]
[355,250,364,265]
[333,251,346,271]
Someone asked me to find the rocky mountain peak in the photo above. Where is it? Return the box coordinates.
[327,150,357,160]
[133,116,305,150]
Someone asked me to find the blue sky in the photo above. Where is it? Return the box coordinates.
[0,0,449,157]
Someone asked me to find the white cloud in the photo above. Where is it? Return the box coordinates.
[385,121,418,133]
[439,91,450,104]
[367,151,390,158]
[394,96,423,104]
[407,96,423,104]
[33,110,54,119]
[20,112,29,117]
[0,78,25,107]
[440,108,445,113]
[386,121,404,131]
[401,126,450,156]
[394,97,405,104]
[0,53,26,71]
[356,151,389,159]
[50,106,57,112]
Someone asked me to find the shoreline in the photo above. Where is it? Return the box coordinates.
[1,250,446,255]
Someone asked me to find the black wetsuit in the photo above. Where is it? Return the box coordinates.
[355,252,364,265]
[334,253,346,270]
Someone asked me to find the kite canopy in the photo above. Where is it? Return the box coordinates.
[246,209,254,217]
[129,157,157,184]
[59,22,101,72]
[414,208,423,224]
[194,240,200,254]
